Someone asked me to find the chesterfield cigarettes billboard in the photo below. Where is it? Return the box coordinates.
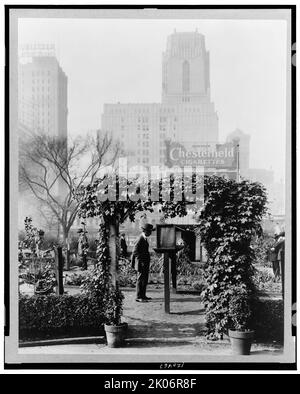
[165,141,238,169]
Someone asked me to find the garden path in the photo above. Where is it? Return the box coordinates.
[122,285,207,343]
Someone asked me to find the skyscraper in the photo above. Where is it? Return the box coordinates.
[101,31,219,167]
[18,44,68,138]
[162,31,211,104]
[18,45,68,229]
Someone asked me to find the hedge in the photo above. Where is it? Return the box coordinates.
[19,294,105,340]
[252,298,284,343]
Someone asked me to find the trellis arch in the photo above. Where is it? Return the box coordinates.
[77,174,267,337]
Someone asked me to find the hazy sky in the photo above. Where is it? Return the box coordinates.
[18,18,287,181]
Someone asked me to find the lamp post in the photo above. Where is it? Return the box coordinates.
[154,224,183,313]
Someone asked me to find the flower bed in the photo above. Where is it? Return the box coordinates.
[19,294,105,341]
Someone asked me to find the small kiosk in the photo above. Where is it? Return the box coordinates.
[154,224,183,313]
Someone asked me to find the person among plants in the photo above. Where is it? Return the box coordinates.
[270,231,285,281]
[131,223,154,303]
[274,231,285,295]
[120,233,128,259]
[269,233,281,281]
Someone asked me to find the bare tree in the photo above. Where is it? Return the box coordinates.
[19,129,119,267]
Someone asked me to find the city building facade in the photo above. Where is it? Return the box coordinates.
[101,31,219,167]
[18,44,68,138]
[18,45,68,229]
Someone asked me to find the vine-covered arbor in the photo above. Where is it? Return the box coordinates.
[77,174,267,338]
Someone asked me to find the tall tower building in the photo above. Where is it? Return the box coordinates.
[18,45,69,229]
[162,31,210,104]
[101,31,219,167]
[18,44,68,138]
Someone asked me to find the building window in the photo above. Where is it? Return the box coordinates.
[182,60,190,93]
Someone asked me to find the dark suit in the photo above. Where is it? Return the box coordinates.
[274,237,285,296]
[269,240,280,279]
[131,234,150,299]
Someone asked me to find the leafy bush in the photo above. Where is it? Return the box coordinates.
[19,294,105,339]
[199,176,268,339]
[252,298,283,342]
[104,287,124,325]
[228,287,254,331]
[81,224,124,326]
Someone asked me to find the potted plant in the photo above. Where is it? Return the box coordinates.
[104,285,127,348]
[228,287,255,355]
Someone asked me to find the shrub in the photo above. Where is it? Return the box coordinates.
[81,224,124,326]
[252,298,284,343]
[19,294,105,339]
[104,286,124,325]
[228,287,254,331]
[199,176,268,339]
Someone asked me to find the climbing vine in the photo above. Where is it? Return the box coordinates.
[198,176,268,339]
[77,174,267,333]
[81,223,124,325]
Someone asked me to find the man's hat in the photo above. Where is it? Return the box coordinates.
[141,223,155,232]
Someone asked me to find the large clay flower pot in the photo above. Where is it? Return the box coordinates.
[228,329,254,355]
[104,322,128,348]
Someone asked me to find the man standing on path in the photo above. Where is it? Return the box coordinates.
[131,223,154,303]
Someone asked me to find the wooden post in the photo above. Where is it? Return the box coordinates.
[108,221,119,287]
[171,252,177,294]
[55,246,64,295]
[163,252,170,313]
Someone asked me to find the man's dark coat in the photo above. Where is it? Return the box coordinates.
[131,235,150,272]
